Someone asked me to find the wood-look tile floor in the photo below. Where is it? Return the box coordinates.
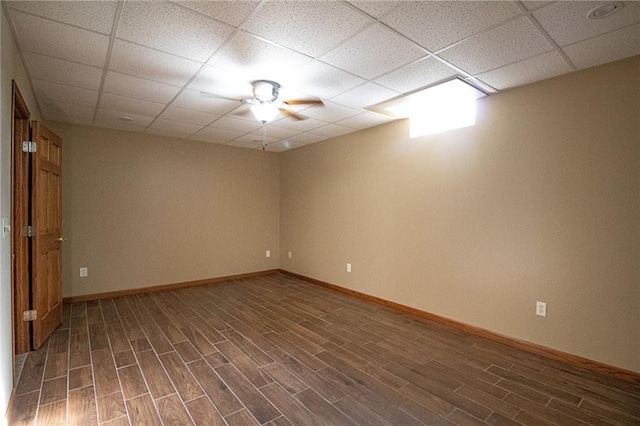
[9,273,640,425]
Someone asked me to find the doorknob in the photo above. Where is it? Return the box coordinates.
[56,237,66,242]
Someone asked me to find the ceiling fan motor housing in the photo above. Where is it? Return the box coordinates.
[253,80,280,103]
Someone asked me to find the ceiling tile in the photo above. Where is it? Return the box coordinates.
[208,31,314,88]
[291,60,365,100]
[521,2,554,12]
[266,140,305,152]
[244,1,372,57]
[336,112,395,130]
[99,93,165,117]
[174,1,260,27]
[94,119,146,133]
[320,24,425,79]
[47,115,93,126]
[375,57,457,93]
[109,39,202,87]
[188,65,253,100]
[33,80,98,106]
[40,100,95,120]
[533,1,640,46]
[259,125,300,140]
[476,51,573,90]
[225,139,263,150]
[331,82,399,109]
[118,1,234,62]
[296,101,361,122]
[8,0,118,34]
[96,109,155,127]
[347,1,401,19]
[439,16,553,75]
[173,89,241,114]
[24,53,103,90]
[103,72,181,104]
[270,116,326,132]
[287,132,329,144]
[234,132,279,145]
[159,106,220,126]
[190,126,245,144]
[309,124,356,138]
[210,115,262,133]
[11,10,109,67]
[147,119,203,138]
[563,23,640,70]
[381,1,522,52]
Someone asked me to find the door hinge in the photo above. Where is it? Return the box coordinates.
[23,310,37,321]
[22,141,37,153]
[23,225,36,237]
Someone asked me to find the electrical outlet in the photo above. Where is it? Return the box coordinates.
[266,250,271,258]
[80,267,88,278]
[288,251,292,259]
[346,263,352,273]
[536,301,547,317]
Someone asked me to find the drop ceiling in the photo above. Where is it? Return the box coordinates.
[3,1,639,151]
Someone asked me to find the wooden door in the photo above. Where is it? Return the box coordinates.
[31,121,63,348]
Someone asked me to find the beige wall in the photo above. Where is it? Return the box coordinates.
[280,56,640,373]
[1,5,42,414]
[50,123,280,298]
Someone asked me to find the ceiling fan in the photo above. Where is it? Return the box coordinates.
[237,80,323,124]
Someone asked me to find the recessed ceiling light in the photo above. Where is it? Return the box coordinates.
[117,116,134,122]
[588,2,623,19]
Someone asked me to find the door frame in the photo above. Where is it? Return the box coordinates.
[11,81,31,359]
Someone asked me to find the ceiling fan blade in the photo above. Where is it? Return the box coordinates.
[283,99,324,106]
[232,109,253,118]
[198,91,243,102]
[279,108,304,121]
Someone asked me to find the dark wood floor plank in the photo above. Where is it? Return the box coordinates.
[69,366,93,390]
[40,376,67,405]
[105,322,131,354]
[400,399,456,425]
[88,323,109,352]
[97,392,127,423]
[118,364,148,400]
[261,362,308,394]
[180,325,217,355]
[114,350,137,368]
[269,348,343,403]
[136,349,176,399]
[185,396,226,426]
[224,409,260,426]
[10,391,39,425]
[332,395,389,426]
[92,348,120,397]
[141,322,174,355]
[222,328,274,366]
[488,365,583,406]
[17,348,47,394]
[454,384,520,419]
[260,383,322,426]
[174,340,202,363]
[36,399,66,426]
[126,394,162,426]
[187,359,243,416]
[156,394,195,425]
[159,351,205,402]
[295,388,358,426]
[48,329,70,354]
[44,352,68,380]
[215,363,281,424]
[67,385,98,426]
[486,412,525,426]
[69,333,91,369]
[216,340,272,388]
[265,332,326,371]
[505,393,590,426]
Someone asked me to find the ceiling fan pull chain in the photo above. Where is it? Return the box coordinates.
[262,124,267,151]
